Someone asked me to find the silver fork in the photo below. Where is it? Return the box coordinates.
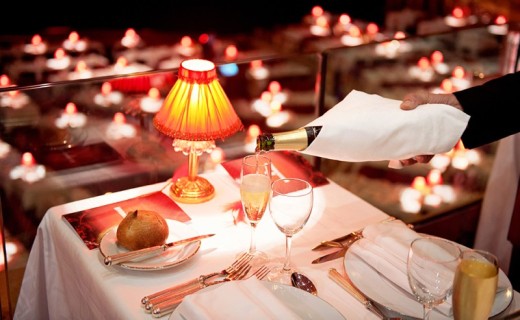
[141,252,253,310]
[151,264,271,318]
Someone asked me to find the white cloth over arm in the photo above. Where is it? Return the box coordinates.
[303,90,470,162]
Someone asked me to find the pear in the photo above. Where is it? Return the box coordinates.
[116,209,169,251]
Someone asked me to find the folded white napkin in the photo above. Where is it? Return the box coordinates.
[303,90,470,163]
[175,277,300,320]
[350,219,453,317]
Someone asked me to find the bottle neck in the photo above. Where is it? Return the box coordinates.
[256,126,322,152]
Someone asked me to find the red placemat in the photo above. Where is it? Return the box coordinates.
[63,191,190,249]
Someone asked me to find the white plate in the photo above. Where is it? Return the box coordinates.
[344,241,514,319]
[99,219,201,271]
[168,280,346,320]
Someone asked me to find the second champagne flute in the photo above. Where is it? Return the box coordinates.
[239,154,272,266]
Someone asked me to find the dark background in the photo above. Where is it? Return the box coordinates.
[1,1,388,36]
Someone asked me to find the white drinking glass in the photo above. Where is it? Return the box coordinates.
[238,154,272,266]
[267,178,313,285]
[452,249,499,320]
[407,236,461,320]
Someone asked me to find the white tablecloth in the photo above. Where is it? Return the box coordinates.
[14,165,520,320]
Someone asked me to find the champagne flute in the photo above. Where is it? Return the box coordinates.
[238,154,272,266]
[407,237,461,320]
[267,178,313,285]
[452,249,499,320]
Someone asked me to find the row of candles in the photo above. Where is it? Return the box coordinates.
[399,140,481,214]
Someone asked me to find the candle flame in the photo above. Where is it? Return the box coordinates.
[427,169,443,186]
[260,91,272,103]
[452,66,465,79]
[440,79,454,92]
[268,81,281,94]
[339,14,351,25]
[0,74,11,87]
[430,50,443,63]
[198,33,209,44]
[394,31,406,39]
[412,176,427,193]
[247,124,261,137]
[417,57,430,69]
[65,102,77,114]
[68,31,79,43]
[113,112,126,125]
[250,60,263,69]
[366,23,379,35]
[148,87,160,99]
[116,56,128,67]
[452,6,464,18]
[31,34,42,46]
[55,48,66,59]
[495,15,507,25]
[125,28,136,38]
[101,82,112,95]
[349,25,361,37]
[180,36,193,47]
[22,152,35,166]
[316,16,329,28]
[225,45,238,60]
[311,6,324,17]
[75,60,88,72]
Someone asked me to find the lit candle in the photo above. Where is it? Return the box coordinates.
[426,169,443,186]
[365,22,380,42]
[121,28,141,48]
[24,34,47,55]
[63,31,87,52]
[488,15,508,35]
[340,25,363,46]
[106,112,136,139]
[140,87,163,113]
[177,35,197,57]
[430,50,449,74]
[224,45,238,61]
[55,102,87,128]
[450,66,471,90]
[445,6,468,27]
[333,13,352,35]
[9,152,46,183]
[94,82,123,107]
[409,56,434,82]
[68,60,93,80]
[247,60,269,80]
[412,176,429,195]
[268,81,287,104]
[310,15,331,36]
[46,48,71,70]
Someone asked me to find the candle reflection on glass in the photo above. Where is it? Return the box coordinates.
[9,152,46,183]
[55,102,87,128]
[94,82,123,107]
[106,112,136,139]
[140,87,163,113]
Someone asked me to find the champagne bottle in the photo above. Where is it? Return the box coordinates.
[256,126,322,152]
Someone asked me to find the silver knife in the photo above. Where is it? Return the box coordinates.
[104,234,215,266]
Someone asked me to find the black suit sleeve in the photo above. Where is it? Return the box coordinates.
[453,71,520,149]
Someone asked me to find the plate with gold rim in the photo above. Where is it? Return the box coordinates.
[99,219,201,271]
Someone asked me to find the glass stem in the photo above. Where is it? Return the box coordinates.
[283,235,293,271]
[249,224,257,254]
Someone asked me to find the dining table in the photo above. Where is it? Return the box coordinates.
[13,153,520,320]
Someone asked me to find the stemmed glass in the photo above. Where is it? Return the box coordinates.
[238,154,272,266]
[267,178,313,285]
[407,236,461,320]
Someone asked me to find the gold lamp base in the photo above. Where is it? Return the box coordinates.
[169,176,215,204]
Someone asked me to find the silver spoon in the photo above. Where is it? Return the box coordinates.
[291,272,318,296]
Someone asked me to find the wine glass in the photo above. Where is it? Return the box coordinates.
[452,249,499,320]
[238,154,272,266]
[407,236,461,320]
[267,178,313,285]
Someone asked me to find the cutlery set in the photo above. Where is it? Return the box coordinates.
[140,253,271,317]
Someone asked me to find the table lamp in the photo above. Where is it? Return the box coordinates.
[153,59,243,203]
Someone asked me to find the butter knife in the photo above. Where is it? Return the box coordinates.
[312,216,395,251]
[329,268,385,319]
[103,234,215,266]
